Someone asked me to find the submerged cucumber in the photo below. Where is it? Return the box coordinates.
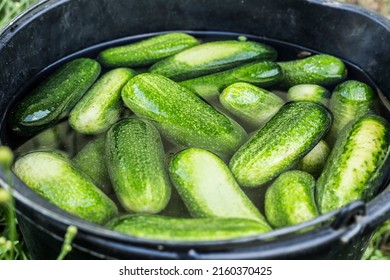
[220,82,284,127]
[316,115,390,214]
[13,150,117,224]
[9,58,101,136]
[149,40,277,81]
[169,148,270,227]
[105,118,171,214]
[278,54,346,88]
[287,84,330,107]
[265,171,319,228]
[69,68,136,135]
[230,102,332,187]
[97,33,199,67]
[107,215,270,241]
[298,140,330,178]
[121,73,247,155]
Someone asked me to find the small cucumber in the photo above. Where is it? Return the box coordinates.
[97,33,199,67]
[179,61,282,100]
[220,82,284,127]
[105,118,171,214]
[265,170,319,228]
[297,140,330,178]
[121,73,247,155]
[278,54,346,88]
[107,215,270,241]
[230,102,332,187]
[13,150,118,224]
[169,148,270,227]
[73,136,112,195]
[149,40,277,81]
[327,80,376,145]
[9,58,101,136]
[316,115,390,214]
[287,84,330,107]
[69,68,136,135]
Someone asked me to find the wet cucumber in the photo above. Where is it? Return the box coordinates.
[149,40,277,81]
[121,73,247,155]
[179,61,282,100]
[69,68,136,135]
[13,150,118,224]
[265,170,319,228]
[105,118,171,214]
[316,115,390,214]
[297,140,330,178]
[169,148,271,227]
[230,102,332,187]
[9,58,101,136]
[97,33,199,67]
[278,54,346,88]
[107,215,270,241]
[220,82,284,127]
[287,84,330,107]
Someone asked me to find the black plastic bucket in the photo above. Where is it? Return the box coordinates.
[1,0,390,259]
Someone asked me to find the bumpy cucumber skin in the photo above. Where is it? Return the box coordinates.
[316,115,390,214]
[327,80,376,145]
[265,170,319,228]
[298,140,330,178]
[149,40,277,81]
[169,148,271,227]
[230,102,332,187]
[105,118,171,214]
[69,68,136,135]
[278,54,347,88]
[287,84,330,107]
[13,150,118,224]
[73,136,112,195]
[107,215,270,241]
[97,33,199,67]
[179,61,282,100]
[9,58,101,136]
[121,73,247,155]
[220,82,284,127]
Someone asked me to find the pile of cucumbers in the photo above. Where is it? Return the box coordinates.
[9,32,390,241]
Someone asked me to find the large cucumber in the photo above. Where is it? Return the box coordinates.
[97,33,199,67]
[107,215,270,241]
[9,58,101,136]
[121,73,247,155]
[230,102,332,187]
[69,68,136,134]
[169,148,270,227]
[105,118,171,214]
[13,150,118,224]
[316,115,390,214]
[149,40,277,81]
[179,61,282,100]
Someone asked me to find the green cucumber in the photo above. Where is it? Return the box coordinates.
[179,61,282,100]
[278,54,346,88]
[107,215,270,241]
[265,170,319,228]
[73,136,112,195]
[316,115,390,214]
[327,80,376,145]
[105,118,171,214]
[169,148,270,227]
[287,84,330,107]
[121,73,247,155]
[13,150,117,224]
[149,40,277,81]
[220,82,284,127]
[9,58,101,136]
[298,140,330,178]
[229,101,332,187]
[69,68,136,134]
[97,33,199,67]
